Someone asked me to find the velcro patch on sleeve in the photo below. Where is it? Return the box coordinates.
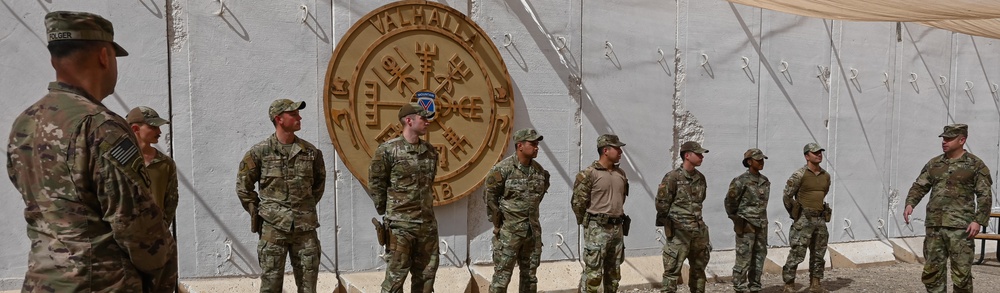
[110,137,140,165]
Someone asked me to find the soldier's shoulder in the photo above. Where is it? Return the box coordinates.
[964,152,987,165]
[787,167,807,179]
[378,137,406,150]
[297,138,320,151]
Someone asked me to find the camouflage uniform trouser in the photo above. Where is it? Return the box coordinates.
[490,224,542,293]
[579,219,624,293]
[661,225,711,293]
[782,215,828,283]
[258,223,320,293]
[732,225,767,292]
[922,227,975,293]
[382,221,439,293]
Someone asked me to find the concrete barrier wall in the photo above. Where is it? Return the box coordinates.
[1,0,999,285]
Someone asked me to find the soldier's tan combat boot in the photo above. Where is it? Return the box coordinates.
[808,277,827,293]
[782,282,795,293]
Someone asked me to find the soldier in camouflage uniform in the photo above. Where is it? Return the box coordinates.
[127,106,178,226]
[485,128,550,293]
[6,11,177,292]
[781,143,831,293]
[903,124,993,293]
[237,99,326,293]
[657,141,711,293]
[573,134,629,293]
[369,103,440,293]
[725,149,770,293]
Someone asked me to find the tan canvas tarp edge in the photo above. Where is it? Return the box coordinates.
[728,0,1000,22]
[921,19,1000,40]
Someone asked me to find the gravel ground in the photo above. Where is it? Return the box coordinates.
[623,260,1000,292]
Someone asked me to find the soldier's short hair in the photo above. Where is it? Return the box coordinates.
[47,40,104,59]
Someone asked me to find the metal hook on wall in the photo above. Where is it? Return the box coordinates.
[992,83,999,94]
[882,72,889,86]
[849,68,859,80]
[965,81,975,92]
[938,75,948,86]
[657,48,665,63]
[604,41,614,58]
[741,56,750,69]
[908,72,918,83]
[300,5,308,23]
[779,60,789,73]
[439,239,449,255]
[502,33,513,48]
[843,218,852,231]
[214,0,225,16]
[700,54,710,68]
[554,233,565,247]
[774,220,784,235]
[555,36,567,51]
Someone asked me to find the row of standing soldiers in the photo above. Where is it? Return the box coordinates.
[7,11,993,293]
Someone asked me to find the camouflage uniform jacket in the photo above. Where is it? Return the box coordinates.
[906,152,993,228]
[147,149,178,225]
[237,134,326,232]
[485,155,550,233]
[572,160,629,224]
[656,167,707,231]
[6,82,176,292]
[725,171,770,228]
[368,137,439,224]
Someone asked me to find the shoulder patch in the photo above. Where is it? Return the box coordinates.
[110,137,140,165]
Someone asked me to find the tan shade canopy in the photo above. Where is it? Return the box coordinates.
[727,0,1000,22]
[920,19,1000,40]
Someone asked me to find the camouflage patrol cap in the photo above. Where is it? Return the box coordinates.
[597,134,625,148]
[938,124,969,138]
[45,11,128,56]
[803,142,825,154]
[742,148,767,167]
[397,102,435,120]
[268,99,306,121]
[126,106,170,127]
[512,128,543,142]
[679,141,708,154]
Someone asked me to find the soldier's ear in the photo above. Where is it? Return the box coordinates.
[130,123,140,133]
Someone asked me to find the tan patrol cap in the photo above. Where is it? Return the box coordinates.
[269,99,306,121]
[126,106,169,127]
[938,124,968,138]
[597,134,626,148]
[803,143,825,154]
[45,11,128,56]
[397,102,435,120]
[512,128,543,142]
[680,141,708,154]
[742,148,767,167]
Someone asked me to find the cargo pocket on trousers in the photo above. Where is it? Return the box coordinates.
[583,244,603,269]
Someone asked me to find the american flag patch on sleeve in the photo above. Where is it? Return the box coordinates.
[110,138,139,164]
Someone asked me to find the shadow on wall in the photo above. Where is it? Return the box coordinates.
[180,172,259,276]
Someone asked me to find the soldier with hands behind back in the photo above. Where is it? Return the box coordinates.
[657,141,711,293]
[573,134,630,293]
[485,128,550,293]
[237,99,326,293]
[7,11,176,292]
[781,143,831,293]
[368,103,440,293]
[725,149,770,293]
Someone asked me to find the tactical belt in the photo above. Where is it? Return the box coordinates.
[587,212,625,225]
[801,207,825,217]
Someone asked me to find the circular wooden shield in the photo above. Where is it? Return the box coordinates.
[323,1,514,206]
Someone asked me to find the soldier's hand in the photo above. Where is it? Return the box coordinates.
[903,205,914,224]
[967,222,981,239]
